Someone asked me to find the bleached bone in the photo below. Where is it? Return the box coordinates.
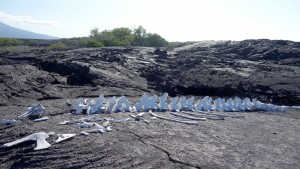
[237,98,245,111]
[76,115,101,122]
[59,120,73,125]
[221,98,229,111]
[17,104,45,119]
[170,112,206,121]
[149,95,159,111]
[109,118,132,123]
[267,104,275,111]
[181,111,225,120]
[252,98,260,110]
[75,98,84,114]
[130,112,149,124]
[194,99,203,112]
[243,98,253,111]
[202,97,210,111]
[207,97,213,111]
[105,126,112,132]
[168,97,179,112]
[226,98,234,111]
[149,111,198,124]
[275,106,288,112]
[77,122,94,128]
[232,97,238,111]
[3,132,51,150]
[186,96,195,111]
[93,122,104,129]
[158,93,169,111]
[134,93,149,111]
[0,119,16,125]
[55,134,76,143]
[178,96,188,111]
[105,96,116,113]
[141,95,156,111]
[66,100,72,107]
[80,131,89,136]
[33,116,49,122]
[86,99,92,114]
[90,94,105,114]
[260,103,268,111]
[112,96,127,112]
[214,98,222,111]
[122,97,132,112]
[85,128,105,133]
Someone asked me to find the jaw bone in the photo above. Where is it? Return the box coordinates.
[3,132,51,150]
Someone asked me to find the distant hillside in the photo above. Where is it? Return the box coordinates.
[0,22,59,40]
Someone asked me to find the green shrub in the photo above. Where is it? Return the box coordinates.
[80,39,104,47]
[0,38,23,46]
[47,42,66,51]
[0,45,32,53]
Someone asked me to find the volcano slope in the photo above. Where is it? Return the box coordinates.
[0,39,300,169]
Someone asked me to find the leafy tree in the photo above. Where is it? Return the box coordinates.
[133,26,147,46]
[144,33,168,47]
[88,26,168,47]
[80,39,104,47]
[90,28,99,38]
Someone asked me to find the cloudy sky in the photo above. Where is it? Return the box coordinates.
[1,0,299,41]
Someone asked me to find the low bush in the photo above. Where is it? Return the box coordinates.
[47,42,66,51]
[0,38,23,46]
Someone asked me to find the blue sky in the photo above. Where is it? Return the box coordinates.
[0,0,299,41]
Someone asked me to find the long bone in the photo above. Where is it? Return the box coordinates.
[170,112,206,121]
[149,111,198,124]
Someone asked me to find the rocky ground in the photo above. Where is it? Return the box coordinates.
[0,39,300,168]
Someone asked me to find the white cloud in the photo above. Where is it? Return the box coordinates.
[0,11,59,26]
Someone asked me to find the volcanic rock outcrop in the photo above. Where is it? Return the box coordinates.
[0,39,299,106]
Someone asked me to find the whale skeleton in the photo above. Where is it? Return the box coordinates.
[71,93,288,115]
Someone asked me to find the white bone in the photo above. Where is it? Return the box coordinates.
[105,96,116,113]
[33,116,49,122]
[17,104,45,119]
[186,96,195,111]
[55,134,76,143]
[168,97,179,111]
[77,122,94,128]
[178,96,188,111]
[221,98,229,111]
[3,132,51,150]
[149,111,198,124]
[0,119,16,125]
[80,131,89,136]
[75,98,84,114]
[195,99,203,111]
[158,93,169,111]
[214,98,222,111]
[170,112,206,120]
[90,94,105,114]
[59,120,73,125]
